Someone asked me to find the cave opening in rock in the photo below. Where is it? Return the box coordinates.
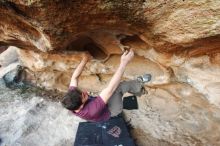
[66,36,108,60]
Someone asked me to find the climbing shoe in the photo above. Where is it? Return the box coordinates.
[137,74,152,83]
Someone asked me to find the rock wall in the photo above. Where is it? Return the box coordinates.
[0,0,219,54]
[1,0,220,146]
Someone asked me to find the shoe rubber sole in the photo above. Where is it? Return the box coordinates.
[137,74,152,83]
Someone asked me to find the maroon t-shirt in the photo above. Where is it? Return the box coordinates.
[69,86,110,122]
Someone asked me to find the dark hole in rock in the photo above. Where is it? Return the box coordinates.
[66,36,108,60]
[0,46,8,54]
[118,34,147,48]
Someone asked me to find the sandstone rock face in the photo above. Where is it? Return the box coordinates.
[0,0,219,54]
[0,0,220,146]
[0,46,20,78]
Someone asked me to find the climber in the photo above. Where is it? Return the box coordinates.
[61,49,149,122]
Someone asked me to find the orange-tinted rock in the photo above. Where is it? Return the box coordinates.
[1,1,220,145]
[0,0,219,55]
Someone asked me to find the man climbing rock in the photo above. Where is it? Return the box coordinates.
[62,49,150,122]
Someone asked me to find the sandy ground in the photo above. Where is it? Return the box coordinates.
[0,79,85,146]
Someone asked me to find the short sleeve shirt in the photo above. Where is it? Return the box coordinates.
[69,86,110,122]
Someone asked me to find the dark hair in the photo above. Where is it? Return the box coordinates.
[61,88,82,110]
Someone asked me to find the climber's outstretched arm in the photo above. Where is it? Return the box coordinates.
[99,49,134,103]
[69,53,91,87]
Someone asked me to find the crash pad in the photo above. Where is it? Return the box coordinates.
[74,117,135,146]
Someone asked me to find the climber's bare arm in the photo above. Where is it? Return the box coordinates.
[69,53,91,87]
[99,49,134,103]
